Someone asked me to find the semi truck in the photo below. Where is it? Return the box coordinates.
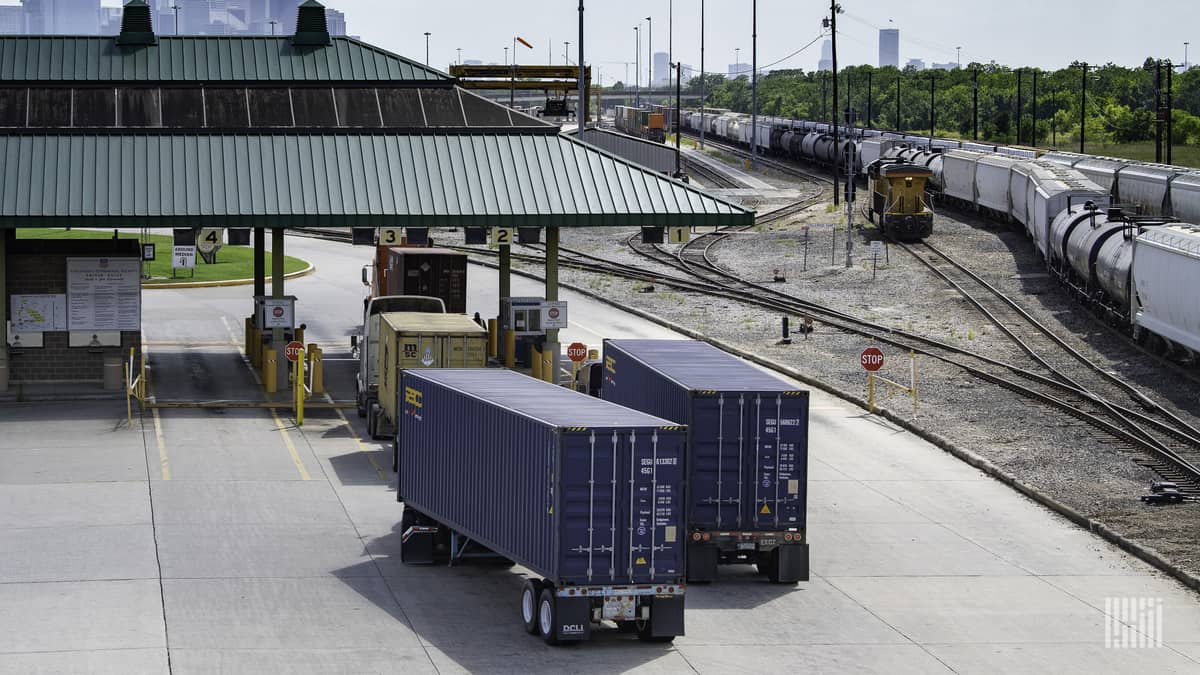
[396,368,688,645]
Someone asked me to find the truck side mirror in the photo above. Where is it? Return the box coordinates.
[350,335,358,349]
[361,265,370,286]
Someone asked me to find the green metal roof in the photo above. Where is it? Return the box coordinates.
[0,36,451,83]
[0,133,753,228]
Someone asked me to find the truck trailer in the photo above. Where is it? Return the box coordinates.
[363,312,487,442]
[601,339,810,583]
[396,368,688,645]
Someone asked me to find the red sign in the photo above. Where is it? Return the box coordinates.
[567,342,588,363]
[285,341,305,362]
[273,306,285,318]
[860,347,884,372]
[547,307,561,320]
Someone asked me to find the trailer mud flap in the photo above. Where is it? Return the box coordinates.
[777,543,810,583]
[555,596,592,642]
[647,595,685,638]
[686,542,718,582]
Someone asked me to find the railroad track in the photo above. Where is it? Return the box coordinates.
[684,157,741,189]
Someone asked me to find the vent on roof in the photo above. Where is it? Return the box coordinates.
[116,0,156,46]
[292,0,332,47]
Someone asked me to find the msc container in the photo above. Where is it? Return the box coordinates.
[372,312,487,442]
[1132,225,1200,354]
[396,368,687,645]
[601,339,809,584]
[381,247,468,314]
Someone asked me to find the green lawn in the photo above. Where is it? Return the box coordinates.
[16,229,309,285]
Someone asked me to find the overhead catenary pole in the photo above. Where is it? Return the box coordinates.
[668,0,673,90]
[895,73,900,131]
[635,26,640,107]
[929,71,936,148]
[751,0,757,170]
[646,15,652,92]
[675,62,682,175]
[866,69,872,127]
[1031,69,1038,147]
[1155,60,1164,163]
[1016,68,1022,145]
[1167,60,1174,165]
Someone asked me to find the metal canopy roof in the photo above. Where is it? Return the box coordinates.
[0,36,451,83]
[0,132,754,229]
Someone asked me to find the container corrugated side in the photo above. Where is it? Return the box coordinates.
[398,368,688,586]
[377,313,487,429]
[385,248,468,313]
[601,340,809,533]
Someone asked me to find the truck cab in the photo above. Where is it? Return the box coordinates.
[353,295,445,418]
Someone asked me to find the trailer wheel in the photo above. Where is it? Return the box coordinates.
[520,579,541,635]
[355,391,367,418]
[366,405,378,439]
[538,588,559,645]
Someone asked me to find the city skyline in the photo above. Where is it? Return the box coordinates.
[0,0,349,36]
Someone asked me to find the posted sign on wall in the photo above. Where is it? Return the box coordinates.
[67,257,141,331]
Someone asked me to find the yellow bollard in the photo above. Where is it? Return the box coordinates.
[308,343,323,394]
[531,346,542,380]
[504,330,516,369]
[294,348,304,426]
[587,349,599,361]
[248,320,261,367]
[541,348,555,384]
[263,344,277,394]
[487,319,498,359]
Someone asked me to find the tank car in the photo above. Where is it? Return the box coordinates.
[867,159,935,240]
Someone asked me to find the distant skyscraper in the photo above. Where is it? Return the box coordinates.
[879,28,899,68]
[8,0,347,38]
[325,8,345,36]
[727,63,749,79]
[653,51,669,87]
[906,58,926,71]
[0,6,26,33]
[818,39,832,71]
[931,62,956,71]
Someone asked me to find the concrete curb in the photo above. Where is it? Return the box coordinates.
[476,258,1200,594]
[142,263,316,289]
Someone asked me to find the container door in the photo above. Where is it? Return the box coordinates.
[558,430,620,585]
[443,334,487,368]
[745,393,809,530]
[620,428,685,584]
[689,395,749,530]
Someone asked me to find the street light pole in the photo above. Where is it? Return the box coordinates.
[634,26,640,107]
[751,0,757,170]
[735,47,740,75]
[675,62,682,176]
[564,42,570,65]
[424,32,431,66]
[578,1,585,133]
[646,16,652,91]
[171,4,180,35]
[456,48,462,66]
[956,46,961,69]
[1016,68,1023,145]
[972,67,979,140]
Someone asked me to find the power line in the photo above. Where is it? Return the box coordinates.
[727,32,827,76]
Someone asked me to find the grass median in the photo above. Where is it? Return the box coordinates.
[16,229,309,285]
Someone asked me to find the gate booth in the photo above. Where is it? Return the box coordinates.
[0,1,753,402]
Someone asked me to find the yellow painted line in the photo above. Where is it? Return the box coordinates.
[270,407,312,481]
[326,393,388,481]
[151,407,171,481]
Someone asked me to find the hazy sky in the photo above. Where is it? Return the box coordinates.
[82,1,1195,78]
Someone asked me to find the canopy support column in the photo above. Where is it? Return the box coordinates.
[253,228,265,301]
[0,230,8,392]
[544,226,560,384]
[498,244,511,320]
[271,227,287,391]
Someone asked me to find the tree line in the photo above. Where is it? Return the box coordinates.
[624,61,1200,148]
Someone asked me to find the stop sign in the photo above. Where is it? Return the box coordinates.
[567,342,588,362]
[285,341,305,362]
[860,347,884,372]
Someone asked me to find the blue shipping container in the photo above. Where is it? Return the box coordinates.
[601,339,810,583]
[397,368,687,644]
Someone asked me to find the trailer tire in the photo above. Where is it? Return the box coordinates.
[520,579,541,635]
[356,391,367,418]
[538,588,559,645]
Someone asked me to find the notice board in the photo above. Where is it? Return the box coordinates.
[66,257,142,331]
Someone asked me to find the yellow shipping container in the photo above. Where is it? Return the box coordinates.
[376,312,488,437]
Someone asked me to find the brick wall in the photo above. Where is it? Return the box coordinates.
[6,238,142,384]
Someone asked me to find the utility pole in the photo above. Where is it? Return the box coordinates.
[696,0,700,148]
[1167,60,1174,165]
[845,106,855,269]
[172,4,181,35]
[424,32,431,67]
[1155,60,1164,163]
[564,42,570,65]
[634,26,640,107]
[1031,69,1038,147]
[929,71,936,147]
[1016,68,1023,146]
[751,0,758,170]
[668,0,673,90]
[1079,63,1088,154]
[456,48,462,66]
[675,62,682,176]
[895,73,901,131]
[866,70,872,127]
[826,1,841,206]
[972,68,979,140]
[821,73,827,123]
[646,16,652,92]
[578,1,585,133]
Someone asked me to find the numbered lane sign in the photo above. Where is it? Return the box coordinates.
[492,227,514,246]
[378,228,402,246]
[668,227,690,244]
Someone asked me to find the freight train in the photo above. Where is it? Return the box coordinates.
[677,111,1200,360]
[614,105,666,143]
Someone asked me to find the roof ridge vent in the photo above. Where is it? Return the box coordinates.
[292,0,332,47]
[116,0,156,46]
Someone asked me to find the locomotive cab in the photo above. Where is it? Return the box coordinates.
[868,159,935,240]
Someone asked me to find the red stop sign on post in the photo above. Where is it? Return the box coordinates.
[567,342,588,362]
[285,341,305,362]
[860,347,884,372]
